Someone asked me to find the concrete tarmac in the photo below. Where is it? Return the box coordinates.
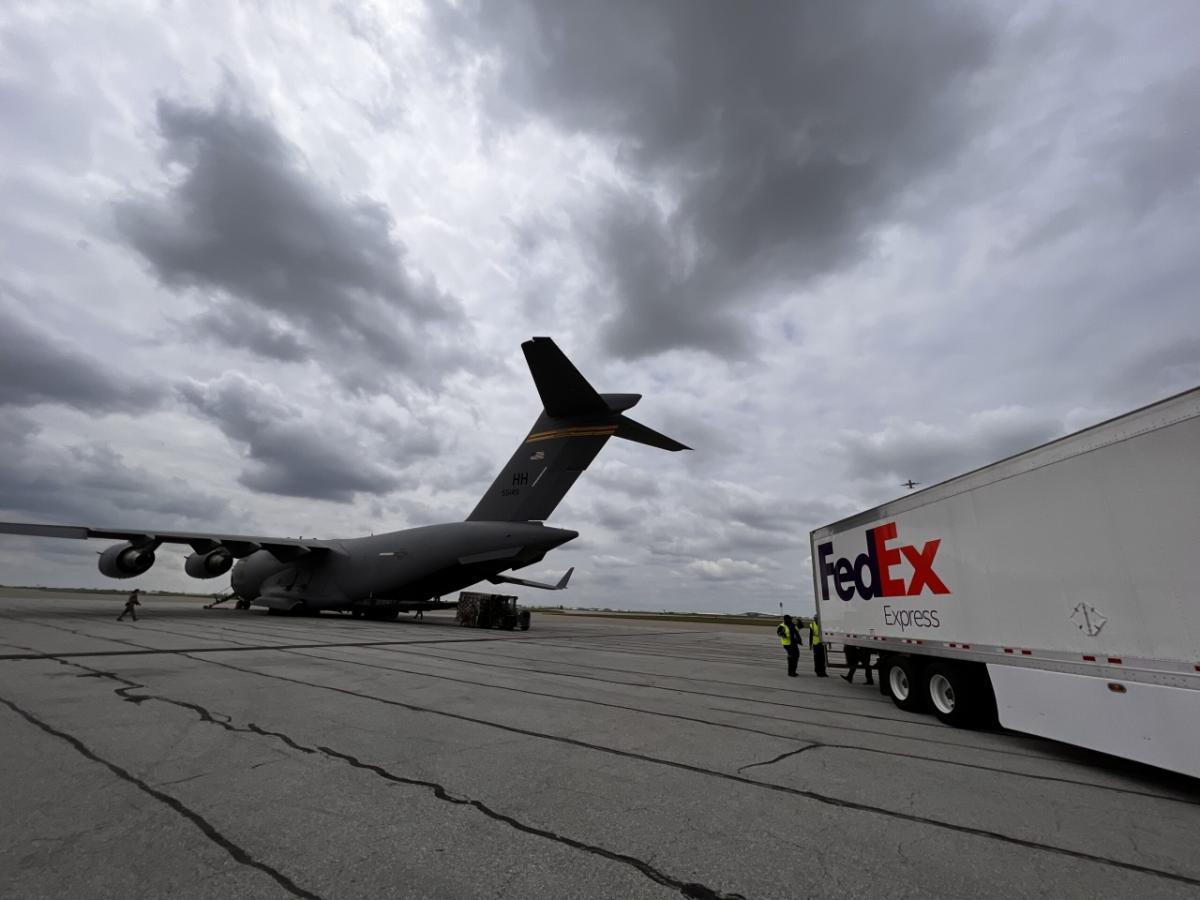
[1,590,1198,900]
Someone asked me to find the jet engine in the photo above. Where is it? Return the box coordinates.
[98,542,157,579]
[185,547,234,579]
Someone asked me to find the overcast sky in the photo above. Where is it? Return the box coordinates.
[1,1,1197,613]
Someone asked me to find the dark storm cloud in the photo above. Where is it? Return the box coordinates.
[178,373,418,503]
[0,413,228,526]
[0,288,161,412]
[192,302,311,363]
[437,0,995,358]
[114,97,465,383]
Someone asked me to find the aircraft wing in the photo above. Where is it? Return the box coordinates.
[487,567,574,591]
[0,521,331,562]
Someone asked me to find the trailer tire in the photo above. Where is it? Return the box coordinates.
[923,661,997,729]
[883,656,928,712]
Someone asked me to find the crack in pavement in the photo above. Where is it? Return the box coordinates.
[311,743,745,900]
[183,652,1200,889]
[737,745,824,774]
[17,625,1200,807]
[0,693,323,900]
[33,655,747,900]
[13,625,1200,888]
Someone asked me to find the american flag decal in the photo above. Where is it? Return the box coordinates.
[530,450,545,461]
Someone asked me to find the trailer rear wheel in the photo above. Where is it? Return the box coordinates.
[927,666,958,718]
[883,656,928,712]
[922,661,997,729]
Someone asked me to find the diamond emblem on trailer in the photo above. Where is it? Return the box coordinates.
[1070,602,1108,637]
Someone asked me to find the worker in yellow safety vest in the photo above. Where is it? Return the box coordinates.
[776,615,801,677]
[807,618,828,677]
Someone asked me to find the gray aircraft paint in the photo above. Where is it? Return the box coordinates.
[0,338,686,617]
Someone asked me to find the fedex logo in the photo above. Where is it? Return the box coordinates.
[817,522,950,602]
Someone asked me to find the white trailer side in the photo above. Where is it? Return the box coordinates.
[811,387,1200,777]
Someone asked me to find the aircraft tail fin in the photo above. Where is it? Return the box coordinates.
[466,338,687,523]
[522,337,609,418]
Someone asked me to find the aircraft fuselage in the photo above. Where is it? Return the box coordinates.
[231,521,577,613]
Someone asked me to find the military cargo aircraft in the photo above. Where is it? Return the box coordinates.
[0,337,688,619]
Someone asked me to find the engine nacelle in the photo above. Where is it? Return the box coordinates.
[185,547,234,579]
[98,543,157,579]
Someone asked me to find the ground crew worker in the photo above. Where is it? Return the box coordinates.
[842,645,874,685]
[117,589,141,622]
[807,617,827,677]
[776,614,801,677]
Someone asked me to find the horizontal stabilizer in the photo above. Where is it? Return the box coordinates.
[487,567,574,591]
[615,415,690,452]
[523,337,609,418]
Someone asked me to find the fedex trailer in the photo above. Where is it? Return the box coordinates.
[811,388,1200,778]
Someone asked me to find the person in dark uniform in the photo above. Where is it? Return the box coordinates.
[807,618,827,677]
[776,614,801,677]
[842,646,874,685]
[117,589,140,622]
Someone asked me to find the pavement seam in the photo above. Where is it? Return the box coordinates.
[11,617,1197,801]
[0,628,709,661]
[185,653,1200,888]
[283,645,1200,806]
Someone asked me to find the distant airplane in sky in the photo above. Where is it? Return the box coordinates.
[0,338,689,619]
[902,479,919,490]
